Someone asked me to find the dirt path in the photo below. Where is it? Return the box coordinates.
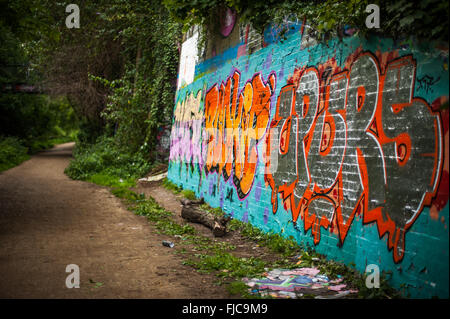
[0,143,231,298]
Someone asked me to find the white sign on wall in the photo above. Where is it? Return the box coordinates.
[177,28,199,89]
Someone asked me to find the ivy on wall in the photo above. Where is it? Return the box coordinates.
[163,0,449,42]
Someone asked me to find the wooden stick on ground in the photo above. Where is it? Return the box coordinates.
[180,199,230,237]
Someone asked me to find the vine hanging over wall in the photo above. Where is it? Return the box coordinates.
[163,0,449,42]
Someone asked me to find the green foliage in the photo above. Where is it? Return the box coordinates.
[182,189,197,200]
[165,182,300,258]
[167,187,400,298]
[184,252,268,279]
[0,136,30,172]
[0,91,77,153]
[0,12,79,156]
[190,237,236,253]
[111,187,144,201]
[64,136,152,181]
[3,1,181,165]
[294,249,402,298]
[132,197,173,220]
[232,220,299,257]
[87,174,136,189]
[162,177,183,194]
[164,0,449,42]
[180,189,299,257]
[0,0,57,43]
[192,208,298,258]
[226,281,255,298]
[83,0,181,158]
[163,0,222,32]
[131,196,197,236]
[111,177,401,298]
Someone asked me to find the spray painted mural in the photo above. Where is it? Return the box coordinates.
[264,52,443,264]
[169,21,449,298]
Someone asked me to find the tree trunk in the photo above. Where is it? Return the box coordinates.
[180,200,230,237]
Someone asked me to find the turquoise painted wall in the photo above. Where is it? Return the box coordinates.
[168,21,449,298]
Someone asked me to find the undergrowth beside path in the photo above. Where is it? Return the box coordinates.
[65,160,402,298]
[0,135,77,173]
[63,135,402,299]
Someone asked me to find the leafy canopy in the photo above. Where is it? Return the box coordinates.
[163,0,449,42]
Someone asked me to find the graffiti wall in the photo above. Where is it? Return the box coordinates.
[168,20,449,298]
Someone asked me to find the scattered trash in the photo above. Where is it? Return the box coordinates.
[242,267,358,299]
[315,291,351,299]
[328,284,347,291]
[138,172,168,182]
[162,240,174,248]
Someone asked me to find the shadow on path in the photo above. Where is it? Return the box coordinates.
[0,143,230,298]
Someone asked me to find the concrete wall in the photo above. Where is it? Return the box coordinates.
[168,19,449,298]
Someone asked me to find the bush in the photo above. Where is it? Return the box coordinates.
[64,135,152,181]
[0,136,30,172]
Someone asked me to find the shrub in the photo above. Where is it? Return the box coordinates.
[64,136,151,181]
[0,136,30,172]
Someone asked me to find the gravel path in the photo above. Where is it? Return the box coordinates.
[0,143,230,298]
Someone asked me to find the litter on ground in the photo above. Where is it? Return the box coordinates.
[138,172,168,182]
[243,267,358,299]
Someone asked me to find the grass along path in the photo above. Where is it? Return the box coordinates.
[126,178,402,299]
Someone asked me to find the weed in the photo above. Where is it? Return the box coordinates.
[0,136,30,172]
[162,177,183,194]
[181,189,197,200]
[156,220,197,236]
[162,183,402,299]
[64,136,151,181]
[131,198,173,221]
[293,249,402,298]
[356,271,402,299]
[223,214,300,257]
[87,173,136,188]
[81,168,401,299]
[191,239,236,254]
[199,205,223,217]
[226,281,260,298]
[130,196,196,237]
[111,187,144,201]
[183,252,267,279]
